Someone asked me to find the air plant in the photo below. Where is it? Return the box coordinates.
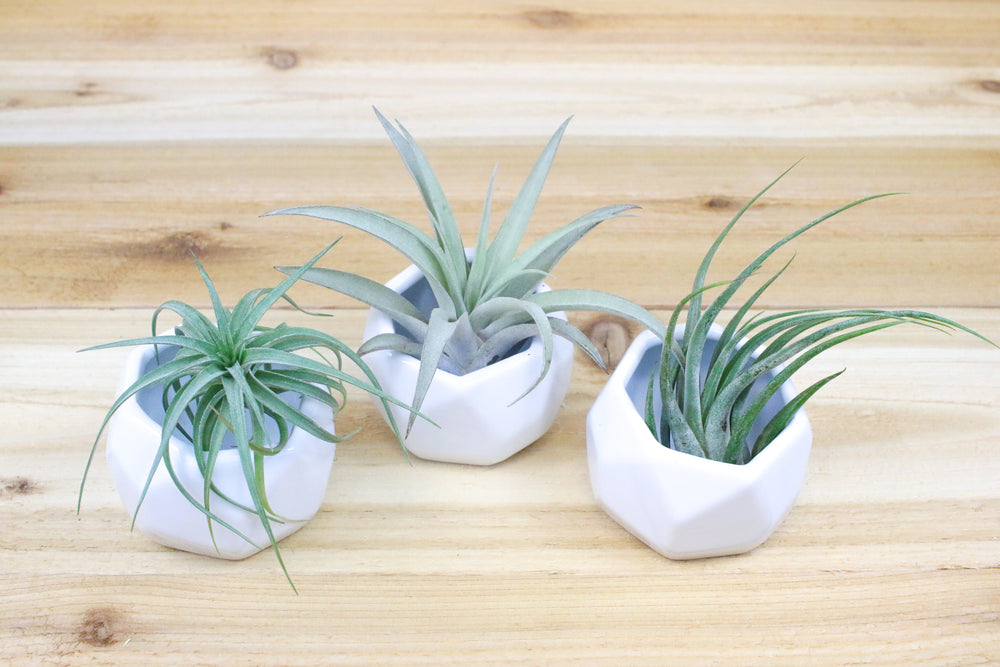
[647,167,997,465]
[78,240,418,591]
[265,109,662,433]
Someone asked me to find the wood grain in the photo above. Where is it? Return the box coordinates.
[3,142,998,309]
[2,0,999,664]
[3,2,1000,143]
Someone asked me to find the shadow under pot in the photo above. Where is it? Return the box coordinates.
[586,326,812,559]
[361,261,574,466]
[105,340,337,559]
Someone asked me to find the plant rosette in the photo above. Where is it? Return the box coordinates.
[586,326,811,559]
[362,256,574,465]
[267,109,662,466]
[105,334,337,559]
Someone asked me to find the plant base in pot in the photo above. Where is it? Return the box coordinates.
[106,340,338,560]
[79,243,412,591]
[362,262,574,466]
[586,328,812,559]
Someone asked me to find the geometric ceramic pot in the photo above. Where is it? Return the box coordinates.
[586,327,812,559]
[105,340,337,559]
[361,260,574,466]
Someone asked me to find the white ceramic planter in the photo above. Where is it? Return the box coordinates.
[362,260,574,465]
[586,327,812,559]
[105,341,337,559]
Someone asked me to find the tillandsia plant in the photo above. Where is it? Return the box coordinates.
[646,167,998,466]
[78,240,417,591]
[265,109,662,433]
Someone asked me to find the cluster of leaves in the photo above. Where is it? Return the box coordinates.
[266,109,662,434]
[78,241,416,591]
[646,167,997,465]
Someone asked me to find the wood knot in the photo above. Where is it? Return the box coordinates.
[117,230,224,264]
[705,196,732,209]
[78,608,120,647]
[523,9,579,29]
[2,477,38,496]
[979,80,1000,94]
[157,231,209,259]
[265,48,299,70]
[75,82,99,98]
[583,316,635,371]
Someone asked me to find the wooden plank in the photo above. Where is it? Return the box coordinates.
[3,63,999,144]
[5,0,999,62]
[1,307,998,664]
[2,1,999,143]
[2,142,998,309]
[4,65,998,144]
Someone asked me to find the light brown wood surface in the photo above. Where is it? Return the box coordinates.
[2,1,998,664]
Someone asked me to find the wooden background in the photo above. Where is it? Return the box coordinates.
[2,1,998,664]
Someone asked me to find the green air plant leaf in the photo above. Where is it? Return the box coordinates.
[480,116,572,287]
[265,109,663,427]
[262,206,461,318]
[373,108,468,284]
[78,241,425,593]
[464,164,499,308]
[647,169,998,465]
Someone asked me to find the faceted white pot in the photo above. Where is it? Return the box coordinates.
[105,340,337,559]
[362,260,574,466]
[586,327,812,559]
